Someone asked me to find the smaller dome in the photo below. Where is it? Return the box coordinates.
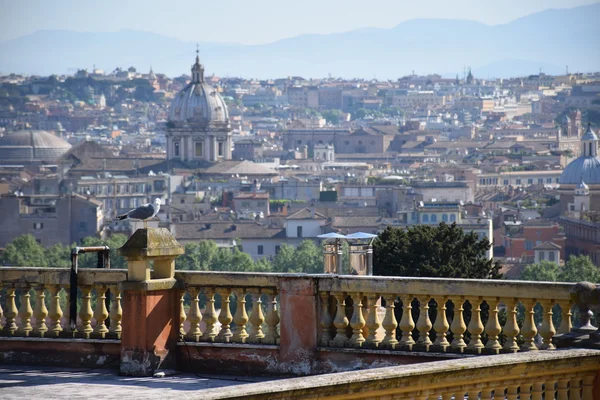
[0,130,71,162]
[559,157,600,185]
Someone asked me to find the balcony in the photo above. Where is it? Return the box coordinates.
[1,227,599,398]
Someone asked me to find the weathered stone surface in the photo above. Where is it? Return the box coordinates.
[119,228,184,261]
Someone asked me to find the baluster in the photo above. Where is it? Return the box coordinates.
[319,291,332,346]
[466,296,484,353]
[521,299,539,351]
[263,290,279,345]
[79,286,93,338]
[557,378,569,400]
[440,391,453,400]
[109,286,122,339]
[2,287,18,336]
[93,285,109,338]
[18,286,33,336]
[186,287,202,341]
[570,377,582,400]
[202,288,219,342]
[365,293,381,348]
[544,378,557,399]
[557,300,572,334]
[450,296,466,352]
[481,388,493,400]
[582,375,595,400]
[48,285,63,337]
[398,295,414,350]
[216,288,233,343]
[34,285,48,337]
[494,386,506,400]
[381,295,399,349]
[540,299,556,350]
[331,293,349,347]
[502,298,521,353]
[433,296,449,351]
[179,290,186,339]
[248,289,265,343]
[415,295,432,349]
[521,383,532,400]
[506,384,519,400]
[232,289,249,343]
[484,297,502,354]
[349,292,366,347]
[531,382,544,400]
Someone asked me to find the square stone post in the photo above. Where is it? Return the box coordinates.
[118,228,184,376]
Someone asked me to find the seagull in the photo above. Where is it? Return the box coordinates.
[116,198,161,229]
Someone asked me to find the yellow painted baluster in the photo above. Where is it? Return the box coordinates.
[481,388,493,400]
[18,286,33,336]
[582,375,595,400]
[186,287,202,341]
[79,286,94,338]
[202,287,219,342]
[216,288,233,343]
[93,285,109,338]
[2,287,18,336]
[540,299,556,350]
[349,292,366,347]
[48,285,63,337]
[365,293,381,348]
[531,382,544,400]
[331,293,349,347]
[263,290,279,345]
[179,290,186,339]
[34,285,48,337]
[109,286,122,339]
[484,297,502,354]
[415,295,432,350]
[319,291,332,346]
[466,296,484,353]
[232,289,249,343]
[520,383,532,400]
[570,377,582,400]
[398,294,414,350]
[557,300,572,334]
[381,295,399,349]
[433,296,449,351]
[502,297,521,353]
[557,378,569,400]
[248,289,265,343]
[521,299,539,351]
[507,384,519,400]
[450,296,466,352]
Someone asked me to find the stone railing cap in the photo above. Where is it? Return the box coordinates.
[119,228,184,260]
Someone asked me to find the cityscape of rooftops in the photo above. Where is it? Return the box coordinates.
[0,0,600,398]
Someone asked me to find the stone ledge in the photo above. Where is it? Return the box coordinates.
[0,336,121,344]
[177,341,279,350]
[120,278,180,292]
[317,346,474,359]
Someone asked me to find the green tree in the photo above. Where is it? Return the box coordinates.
[321,109,342,125]
[519,255,600,283]
[271,244,296,272]
[353,108,368,120]
[177,241,218,271]
[45,244,72,268]
[292,240,322,273]
[373,223,502,279]
[520,261,560,282]
[78,234,128,269]
[1,234,47,267]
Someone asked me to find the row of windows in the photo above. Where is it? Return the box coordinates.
[420,214,457,223]
[479,177,559,185]
[538,251,556,262]
[257,245,281,255]
[173,141,225,157]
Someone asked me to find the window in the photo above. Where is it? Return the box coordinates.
[79,221,87,232]
[174,141,180,157]
[450,214,456,222]
[528,179,533,185]
[275,245,281,254]
[504,179,509,185]
[442,214,448,222]
[33,222,43,230]
[241,201,250,208]
[539,251,545,261]
[180,198,185,204]
[297,226,303,237]
[258,245,264,255]
[525,241,533,250]
[546,178,552,184]
[431,214,437,223]
[549,251,555,261]
[516,179,521,185]
[422,214,429,223]
[538,178,544,184]
[195,142,203,157]
[218,142,224,157]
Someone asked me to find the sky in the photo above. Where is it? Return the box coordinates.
[1,0,599,44]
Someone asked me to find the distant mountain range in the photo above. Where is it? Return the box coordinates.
[1,3,599,79]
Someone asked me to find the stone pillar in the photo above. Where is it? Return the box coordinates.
[118,228,184,376]
[278,277,318,374]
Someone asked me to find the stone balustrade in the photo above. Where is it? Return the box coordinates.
[0,267,125,339]
[202,349,600,400]
[176,271,280,345]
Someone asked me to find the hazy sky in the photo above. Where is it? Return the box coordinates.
[1,0,598,44]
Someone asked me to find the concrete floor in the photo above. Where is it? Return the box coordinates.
[0,366,276,400]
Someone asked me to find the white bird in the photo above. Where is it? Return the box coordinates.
[116,198,161,229]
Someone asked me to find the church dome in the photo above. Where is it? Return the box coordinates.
[168,53,229,125]
[0,130,71,163]
[559,124,600,185]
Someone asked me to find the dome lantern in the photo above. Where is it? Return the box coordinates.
[191,45,205,84]
[581,123,598,157]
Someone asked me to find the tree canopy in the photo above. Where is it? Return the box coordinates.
[373,223,502,279]
[520,255,600,283]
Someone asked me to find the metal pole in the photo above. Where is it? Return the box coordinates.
[367,246,373,276]
[336,239,343,275]
[70,248,79,331]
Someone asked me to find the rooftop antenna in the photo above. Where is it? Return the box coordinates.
[566,65,569,75]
